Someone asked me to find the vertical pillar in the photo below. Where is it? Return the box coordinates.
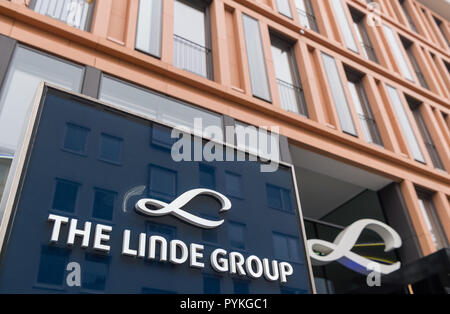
[81,66,102,99]
[0,35,16,90]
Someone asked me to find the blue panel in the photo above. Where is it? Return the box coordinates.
[0,87,312,293]
[99,134,122,164]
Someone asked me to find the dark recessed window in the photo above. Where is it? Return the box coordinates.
[63,123,89,155]
[350,8,378,63]
[92,188,117,221]
[37,246,70,286]
[399,0,418,33]
[151,124,177,150]
[199,164,215,189]
[52,179,80,213]
[272,232,302,263]
[266,184,293,213]
[225,171,242,198]
[400,37,429,90]
[100,134,123,164]
[148,165,177,201]
[83,254,110,291]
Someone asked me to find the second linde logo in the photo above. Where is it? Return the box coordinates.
[47,189,294,283]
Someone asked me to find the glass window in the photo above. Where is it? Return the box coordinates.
[383,25,415,82]
[416,190,448,250]
[173,0,213,79]
[272,232,301,263]
[330,0,358,52]
[148,165,177,201]
[433,17,450,47]
[321,53,357,136]
[242,14,272,102]
[407,98,445,170]
[30,0,95,31]
[225,171,242,198]
[99,134,123,164]
[295,0,318,32]
[203,275,221,294]
[350,10,378,63]
[229,221,246,250]
[135,0,163,58]
[99,75,223,141]
[0,157,12,203]
[399,0,418,33]
[92,188,117,221]
[0,46,84,156]
[83,254,110,291]
[401,38,428,89]
[52,179,80,213]
[270,34,308,116]
[385,85,425,162]
[199,164,215,189]
[276,0,293,18]
[266,184,293,213]
[63,123,89,155]
[345,70,383,146]
[36,245,70,286]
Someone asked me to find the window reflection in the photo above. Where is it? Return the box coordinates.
[92,188,117,221]
[63,123,89,155]
[52,179,80,213]
[37,245,70,287]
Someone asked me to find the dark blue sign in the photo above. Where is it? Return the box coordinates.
[0,86,312,293]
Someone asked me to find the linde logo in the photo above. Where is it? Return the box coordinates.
[47,189,294,283]
[307,219,402,275]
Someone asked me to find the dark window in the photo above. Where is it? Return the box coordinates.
[399,0,418,33]
[83,254,110,291]
[99,134,122,164]
[173,0,213,79]
[345,68,383,146]
[52,179,80,213]
[401,37,429,89]
[148,165,177,201]
[229,221,246,250]
[272,232,302,263]
[433,16,450,47]
[151,124,178,150]
[266,184,293,213]
[416,189,448,250]
[270,33,308,117]
[225,171,242,198]
[37,246,70,286]
[203,275,221,294]
[199,164,215,189]
[407,96,445,170]
[92,188,117,221]
[63,123,89,155]
[350,9,378,63]
[201,213,219,243]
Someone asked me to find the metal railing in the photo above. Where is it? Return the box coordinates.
[277,79,308,117]
[297,8,318,32]
[30,0,95,31]
[173,34,212,79]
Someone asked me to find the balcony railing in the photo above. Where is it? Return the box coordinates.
[173,34,212,80]
[277,79,308,117]
[30,0,95,31]
[297,8,318,32]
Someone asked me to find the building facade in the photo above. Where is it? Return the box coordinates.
[0,0,449,293]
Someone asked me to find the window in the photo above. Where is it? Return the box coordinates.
[294,0,318,32]
[99,134,123,164]
[0,46,83,156]
[37,246,70,286]
[433,17,450,48]
[92,188,117,221]
[399,0,418,33]
[272,232,302,263]
[203,275,221,294]
[416,189,448,250]
[270,34,308,117]
[383,25,415,82]
[30,0,95,31]
[225,171,242,198]
[63,123,89,155]
[229,221,246,250]
[330,0,358,52]
[400,37,429,89]
[173,0,213,79]
[276,0,293,18]
[242,14,272,102]
[52,179,80,213]
[135,0,163,58]
[0,157,12,203]
[350,9,378,63]
[345,69,383,146]
[83,254,110,291]
[148,165,177,201]
[266,184,293,213]
[233,280,250,294]
[385,85,425,162]
[321,53,357,136]
[99,75,223,141]
[406,97,445,170]
[199,164,215,189]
